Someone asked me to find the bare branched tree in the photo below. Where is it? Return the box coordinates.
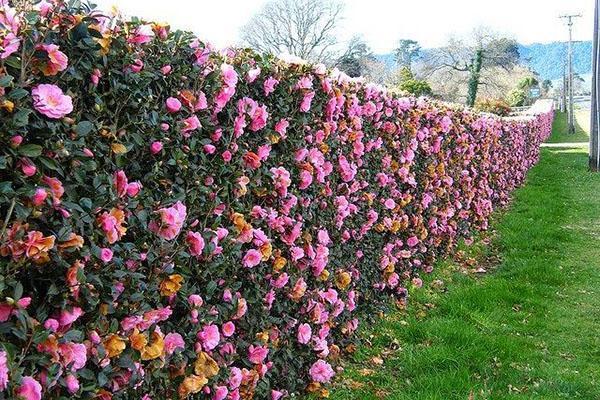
[421,28,520,106]
[240,0,343,63]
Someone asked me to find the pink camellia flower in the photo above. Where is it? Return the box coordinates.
[222,321,235,337]
[100,248,113,263]
[20,158,37,177]
[249,105,268,131]
[274,119,289,138]
[160,65,172,75]
[0,351,8,391]
[164,332,185,355]
[58,342,87,371]
[203,144,216,154]
[65,374,79,394]
[198,324,220,351]
[150,141,163,154]
[165,97,181,113]
[222,150,232,163]
[16,376,42,400]
[221,63,238,87]
[59,307,83,327]
[113,170,141,198]
[44,318,59,332]
[246,67,261,83]
[91,69,102,86]
[10,135,23,147]
[31,188,47,206]
[242,249,261,268]
[297,323,312,344]
[186,231,205,257]
[149,201,187,240]
[407,236,419,247]
[271,390,285,400]
[160,123,170,131]
[213,386,228,400]
[128,24,154,44]
[309,360,335,383]
[247,345,269,364]
[300,91,315,112]
[32,84,73,119]
[384,198,396,210]
[1,31,20,59]
[38,44,68,76]
[181,115,201,137]
[298,170,313,190]
[263,77,279,96]
[129,59,144,73]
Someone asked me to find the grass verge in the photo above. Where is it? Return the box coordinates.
[327,148,600,400]
[546,110,590,143]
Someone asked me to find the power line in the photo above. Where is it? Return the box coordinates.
[559,14,581,134]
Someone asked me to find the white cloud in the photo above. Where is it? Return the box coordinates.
[93,0,594,52]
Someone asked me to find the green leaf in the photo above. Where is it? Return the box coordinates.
[8,88,28,101]
[0,75,13,87]
[75,121,94,136]
[18,144,43,157]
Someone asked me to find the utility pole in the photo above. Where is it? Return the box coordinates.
[560,14,581,134]
[591,0,599,171]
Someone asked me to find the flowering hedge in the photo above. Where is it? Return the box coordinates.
[0,2,553,399]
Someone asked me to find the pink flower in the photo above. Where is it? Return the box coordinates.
[31,188,48,206]
[407,236,419,247]
[149,201,187,240]
[160,65,172,75]
[20,158,37,177]
[263,77,279,95]
[0,351,8,390]
[91,69,102,86]
[274,119,289,138]
[181,115,201,137]
[113,170,141,198]
[221,63,238,87]
[198,324,220,351]
[44,318,59,332]
[39,44,68,76]
[100,248,113,263]
[271,390,285,400]
[309,360,335,383]
[65,374,79,394]
[222,150,232,163]
[213,386,228,400]
[247,345,269,364]
[203,144,216,154]
[128,24,154,44]
[300,91,315,112]
[249,105,268,131]
[186,231,205,257]
[242,249,262,268]
[16,376,42,400]
[59,342,87,371]
[1,32,20,59]
[222,321,235,337]
[129,59,144,73]
[32,84,73,119]
[59,307,83,327]
[384,198,396,209]
[297,323,312,344]
[298,170,313,190]
[246,67,261,82]
[164,332,185,355]
[166,97,182,113]
[150,141,163,154]
[10,135,23,147]
[338,155,357,183]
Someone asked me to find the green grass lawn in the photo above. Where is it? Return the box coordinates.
[546,110,590,143]
[327,148,600,400]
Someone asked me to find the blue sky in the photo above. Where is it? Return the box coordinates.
[93,0,595,52]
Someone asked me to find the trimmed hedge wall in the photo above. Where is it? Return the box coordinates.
[0,2,552,399]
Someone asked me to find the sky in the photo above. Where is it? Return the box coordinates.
[93,0,595,53]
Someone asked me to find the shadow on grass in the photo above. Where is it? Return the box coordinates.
[326,149,600,400]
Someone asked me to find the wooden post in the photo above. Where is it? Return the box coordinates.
[591,0,600,171]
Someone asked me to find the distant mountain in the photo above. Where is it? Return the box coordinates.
[375,41,593,82]
[518,41,592,81]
